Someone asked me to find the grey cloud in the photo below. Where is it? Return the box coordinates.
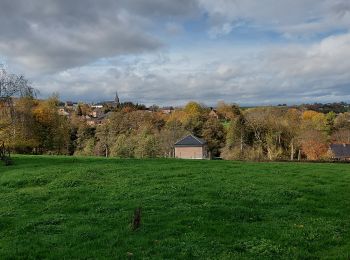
[331,1,350,17]
[0,0,199,74]
[2,0,350,106]
[34,33,350,106]
[121,0,199,18]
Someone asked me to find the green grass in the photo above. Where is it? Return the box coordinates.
[1,156,350,259]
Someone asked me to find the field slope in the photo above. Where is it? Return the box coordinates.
[1,156,350,259]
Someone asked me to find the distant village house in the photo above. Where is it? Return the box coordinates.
[65,101,78,109]
[58,108,70,117]
[209,107,219,119]
[161,106,174,114]
[90,108,104,118]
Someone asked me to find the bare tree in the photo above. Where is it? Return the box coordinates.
[0,67,34,164]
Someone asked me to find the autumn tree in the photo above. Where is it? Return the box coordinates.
[33,95,70,154]
[285,109,302,160]
[332,112,350,144]
[202,117,226,157]
[234,107,294,161]
[300,129,329,160]
[0,68,34,135]
[110,134,135,158]
[325,112,336,135]
[334,112,350,130]
[95,122,112,157]
[134,133,159,158]
[299,110,330,160]
[182,101,207,136]
[159,117,187,157]
[332,129,350,144]
[301,110,328,131]
[0,68,35,162]
[74,123,96,156]
[9,97,39,152]
[221,113,247,160]
[242,108,275,160]
[216,101,241,121]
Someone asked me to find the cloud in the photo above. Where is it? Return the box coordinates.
[1,0,350,105]
[198,0,350,38]
[0,0,198,74]
[34,32,350,106]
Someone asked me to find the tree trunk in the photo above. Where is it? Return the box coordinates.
[240,130,243,153]
[290,140,294,161]
[298,149,301,161]
[278,133,281,146]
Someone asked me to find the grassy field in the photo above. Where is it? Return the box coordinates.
[0,156,350,259]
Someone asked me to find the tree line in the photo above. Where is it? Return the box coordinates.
[1,70,350,161]
[2,97,350,161]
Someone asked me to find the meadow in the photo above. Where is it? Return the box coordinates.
[0,156,350,259]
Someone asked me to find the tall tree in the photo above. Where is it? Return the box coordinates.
[285,109,302,160]
[202,117,225,157]
[33,95,70,154]
[95,122,113,157]
[0,68,34,133]
[300,129,329,160]
[159,118,187,157]
[183,101,207,136]
[0,68,34,161]
[216,101,241,121]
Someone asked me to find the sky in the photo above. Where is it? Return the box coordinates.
[1,0,350,106]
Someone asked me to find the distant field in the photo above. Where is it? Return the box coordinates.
[1,156,350,259]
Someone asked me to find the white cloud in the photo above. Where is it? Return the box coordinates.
[33,32,350,105]
[198,0,350,37]
[1,0,350,105]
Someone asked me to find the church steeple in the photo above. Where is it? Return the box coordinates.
[115,91,120,106]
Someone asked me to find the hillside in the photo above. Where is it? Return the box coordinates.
[1,156,350,258]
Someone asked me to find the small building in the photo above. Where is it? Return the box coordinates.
[92,91,120,109]
[91,103,104,109]
[65,101,78,109]
[58,108,70,117]
[174,134,208,159]
[90,108,104,118]
[329,144,350,161]
[161,106,174,114]
[86,118,101,126]
[65,101,74,107]
[209,108,219,119]
[86,111,113,126]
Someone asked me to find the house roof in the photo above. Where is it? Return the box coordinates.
[161,106,174,110]
[174,134,206,147]
[330,144,350,158]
